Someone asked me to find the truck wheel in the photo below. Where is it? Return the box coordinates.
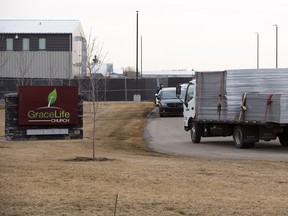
[233,126,253,149]
[278,129,288,146]
[191,123,202,143]
[233,125,247,148]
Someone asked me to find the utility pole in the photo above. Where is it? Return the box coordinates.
[273,24,278,68]
[136,11,139,92]
[256,32,259,69]
[133,10,141,102]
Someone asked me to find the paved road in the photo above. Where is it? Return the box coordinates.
[145,111,288,161]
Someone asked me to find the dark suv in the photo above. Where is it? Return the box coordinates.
[158,87,184,117]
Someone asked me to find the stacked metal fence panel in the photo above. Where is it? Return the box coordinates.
[195,69,288,123]
[195,71,228,120]
[226,69,288,121]
[244,92,288,124]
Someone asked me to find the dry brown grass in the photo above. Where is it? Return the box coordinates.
[1,102,288,216]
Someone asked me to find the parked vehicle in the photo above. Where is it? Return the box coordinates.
[176,69,288,148]
[158,87,184,117]
[155,83,164,106]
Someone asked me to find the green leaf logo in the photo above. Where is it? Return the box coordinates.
[48,89,57,107]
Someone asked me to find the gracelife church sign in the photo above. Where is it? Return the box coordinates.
[18,86,78,126]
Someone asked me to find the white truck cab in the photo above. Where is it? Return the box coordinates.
[183,80,196,131]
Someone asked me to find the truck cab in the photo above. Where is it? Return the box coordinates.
[182,80,196,131]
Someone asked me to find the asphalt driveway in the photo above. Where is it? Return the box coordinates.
[145,109,288,161]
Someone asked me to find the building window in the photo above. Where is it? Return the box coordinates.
[6,38,13,51]
[39,38,46,50]
[22,38,30,50]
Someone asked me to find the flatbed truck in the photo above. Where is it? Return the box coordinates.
[176,69,288,148]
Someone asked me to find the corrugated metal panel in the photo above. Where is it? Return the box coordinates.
[0,19,80,34]
[0,51,72,79]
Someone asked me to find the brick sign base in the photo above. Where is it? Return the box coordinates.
[5,93,83,140]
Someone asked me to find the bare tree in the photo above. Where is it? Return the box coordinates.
[0,52,8,75]
[85,29,108,160]
[47,52,61,85]
[0,33,8,75]
[16,52,35,86]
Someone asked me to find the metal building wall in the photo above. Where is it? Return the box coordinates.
[0,32,84,79]
[0,51,71,78]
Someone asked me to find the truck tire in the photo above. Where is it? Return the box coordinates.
[233,126,244,148]
[278,128,288,146]
[191,123,202,143]
[233,126,255,149]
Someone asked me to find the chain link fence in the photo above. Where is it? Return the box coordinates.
[0,77,192,102]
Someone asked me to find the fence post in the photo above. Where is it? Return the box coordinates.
[124,77,127,102]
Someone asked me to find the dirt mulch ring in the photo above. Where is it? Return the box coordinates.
[64,156,115,162]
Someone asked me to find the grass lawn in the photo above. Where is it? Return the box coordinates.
[1,102,288,216]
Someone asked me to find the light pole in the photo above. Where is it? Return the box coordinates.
[133,10,141,102]
[255,32,259,69]
[273,24,278,68]
[136,11,139,93]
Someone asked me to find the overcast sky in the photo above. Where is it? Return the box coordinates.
[1,0,288,72]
